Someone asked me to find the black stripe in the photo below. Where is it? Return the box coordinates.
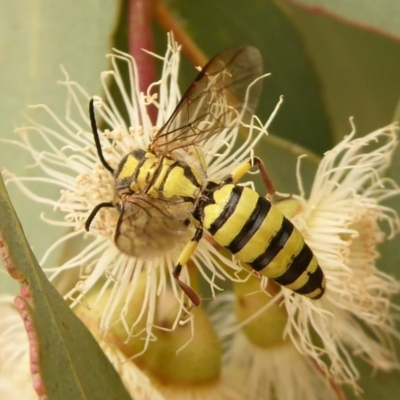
[208,185,243,235]
[157,160,179,192]
[227,196,271,254]
[183,164,201,187]
[131,150,147,181]
[131,148,147,159]
[146,157,170,192]
[294,263,324,296]
[249,217,293,271]
[274,244,313,286]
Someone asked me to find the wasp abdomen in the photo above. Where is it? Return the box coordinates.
[203,184,325,299]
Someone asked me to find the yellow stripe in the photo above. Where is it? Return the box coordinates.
[255,229,304,279]
[203,185,230,232]
[204,186,259,247]
[234,206,283,262]
[307,286,325,299]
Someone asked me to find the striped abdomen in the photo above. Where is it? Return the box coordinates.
[202,184,325,299]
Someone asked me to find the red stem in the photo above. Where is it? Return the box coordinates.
[128,0,157,124]
[154,1,208,67]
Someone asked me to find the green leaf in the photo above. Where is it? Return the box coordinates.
[280,1,400,143]
[345,360,400,400]
[394,96,400,123]
[286,0,400,39]
[256,132,320,194]
[162,0,333,155]
[0,174,131,400]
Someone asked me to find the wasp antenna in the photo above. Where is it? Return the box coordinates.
[89,99,114,174]
[85,201,115,231]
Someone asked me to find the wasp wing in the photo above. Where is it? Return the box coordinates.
[115,194,194,259]
[150,46,263,156]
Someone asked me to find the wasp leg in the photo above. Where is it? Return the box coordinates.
[252,157,293,203]
[251,157,276,195]
[225,157,275,193]
[172,227,203,307]
[226,157,292,203]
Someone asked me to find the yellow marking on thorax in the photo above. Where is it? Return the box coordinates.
[162,165,201,199]
[117,154,141,180]
[117,149,204,200]
[146,157,175,196]
[131,157,159,192]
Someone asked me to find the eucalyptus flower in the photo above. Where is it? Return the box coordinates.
[210,291,338,400]
[216,122,400,396]
[0,296,38,400]
[3,33,279,397]
[0,38,269,400]
[285,122,400,389]
[3,30,399,397]
[4,34,278,356]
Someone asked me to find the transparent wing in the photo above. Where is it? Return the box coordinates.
[115,195,194,259]
[151,46,263,155]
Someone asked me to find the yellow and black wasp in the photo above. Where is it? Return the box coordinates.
[86,46,326,305]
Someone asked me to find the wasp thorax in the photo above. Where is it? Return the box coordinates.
[114,148,204,200]
[110,147,200,259]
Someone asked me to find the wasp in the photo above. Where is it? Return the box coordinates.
[86,46,326,305]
